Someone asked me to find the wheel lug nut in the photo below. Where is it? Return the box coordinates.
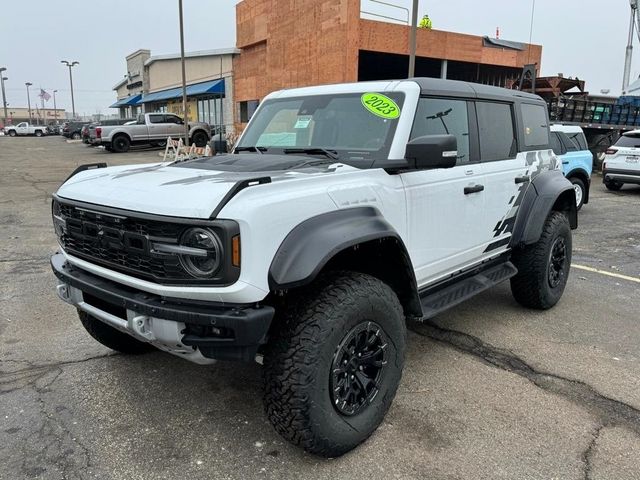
[350,375,355,379]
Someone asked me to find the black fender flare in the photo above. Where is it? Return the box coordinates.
[511,170,577,247]
[564,168,591,204]
[268,206,417,292]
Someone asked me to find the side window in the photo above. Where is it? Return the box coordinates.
[148,114,165,124]
[521,103,549,147]
[558,132,578,152]
[410,98,470,164]
[17,122,27,128]
[567,132,588,151]
[550,133,565,155]
[476,102,517,161]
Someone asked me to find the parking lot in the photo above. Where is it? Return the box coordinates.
[1,136,639,479]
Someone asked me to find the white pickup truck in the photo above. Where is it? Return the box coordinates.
[4,122,48,137]
[92,113,211,152]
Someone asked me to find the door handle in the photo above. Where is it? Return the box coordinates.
[464,184,484,194]
[514,175,530,184]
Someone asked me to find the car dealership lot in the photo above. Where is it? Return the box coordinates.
[1,136,639,480]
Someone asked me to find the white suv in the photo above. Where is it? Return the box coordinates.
[50,78,577,457]
[603,130,640,190]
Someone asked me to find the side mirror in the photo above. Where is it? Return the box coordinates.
[405,134,458,170]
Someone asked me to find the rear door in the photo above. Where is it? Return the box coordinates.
[401,97,488,286]
[477,101,530,255]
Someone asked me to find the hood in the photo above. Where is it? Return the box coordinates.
[56,154,351,219]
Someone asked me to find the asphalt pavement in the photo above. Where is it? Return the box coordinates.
[1,136,639,479]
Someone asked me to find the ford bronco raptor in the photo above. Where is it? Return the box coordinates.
[51,78,576,457]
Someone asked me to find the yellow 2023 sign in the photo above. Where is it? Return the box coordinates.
[361,93,401,119]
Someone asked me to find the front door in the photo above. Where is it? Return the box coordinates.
[401,97,487,287]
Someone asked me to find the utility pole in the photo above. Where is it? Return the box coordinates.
[61,60,79,119]
[408,0,419,78]
[0,67,7,126]
[25,82,32,123]
[53,90,58,121]
[623,0,639,92]
[178,0,189,146]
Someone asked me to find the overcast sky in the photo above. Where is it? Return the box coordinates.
[0,0,636,116]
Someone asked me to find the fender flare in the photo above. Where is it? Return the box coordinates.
[511,170,577,247]
[268,207,416,291]
[564,168,591,204]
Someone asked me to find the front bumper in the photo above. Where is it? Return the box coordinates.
[51,252,274,363]
[603,168,640,185]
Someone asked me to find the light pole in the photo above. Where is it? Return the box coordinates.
[25,82,32,123]
[408,0,418,78]
[53,90,58,121]
[178,0,189,146]
[0,67,7,126]
[61,60,79,119]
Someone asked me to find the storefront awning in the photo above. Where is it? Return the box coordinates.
[141,79,225,104]
[109,94,143,108]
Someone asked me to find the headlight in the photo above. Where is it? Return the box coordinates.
[51,200,66,238]
[178,227,223,278]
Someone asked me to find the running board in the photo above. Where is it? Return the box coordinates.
[419,261,518,320]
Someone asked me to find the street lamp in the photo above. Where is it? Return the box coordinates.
[25,82,33,123]
[178,0,189,146]
[53,90,58,120]
[0,67,7,126]
[61,60,79,119]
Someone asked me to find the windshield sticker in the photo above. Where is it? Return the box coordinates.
[361,93,400,119]
[294,116,312,129]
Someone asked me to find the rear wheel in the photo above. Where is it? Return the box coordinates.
[78,310,154,354]
[569,177,586,210]
[263,271,406,457]
[112,135,130,153]
[35,130,43,137]
[191,130,208,147]
[72,132,81,140]
[510,211,572,310]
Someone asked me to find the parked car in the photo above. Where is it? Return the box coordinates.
[51,78,576,457]
[92,113,210,152]
[4,122,48,137]
[62,121,86,140]
[549,125,592,210]
[602,130,640,190]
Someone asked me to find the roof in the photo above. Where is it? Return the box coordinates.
[112,77,128,90]
[144,48,241,67]
[141,78,225,103]
[411,77,544,102]
[483,37,526,51]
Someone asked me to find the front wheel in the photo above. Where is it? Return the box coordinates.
[510,211,572,310]
[8,130,16,137]
[263,271,406,457]
[569,177,586,210]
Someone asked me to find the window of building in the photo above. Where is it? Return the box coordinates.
[477,102,517,161]
[197,97,225,130]
[521,103,549,147]
[239,100,259,123]
[410,98,470,164]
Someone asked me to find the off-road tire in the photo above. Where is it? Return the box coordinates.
[569,177,586,210]
[604,180,623,191]
[263,271,406,457]
[191,130,208,147]
[112,134,130,153]
[78,310,154,354]
[510,211,572,310]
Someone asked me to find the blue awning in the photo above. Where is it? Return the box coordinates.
[109,94,143,108]
[141,79,224,104]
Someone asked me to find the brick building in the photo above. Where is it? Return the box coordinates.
[234,0,542,126]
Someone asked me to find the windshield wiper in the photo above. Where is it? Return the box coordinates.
[283,148,339,160]
[234,146,267,154]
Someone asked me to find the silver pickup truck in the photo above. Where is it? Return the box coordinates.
[92,113,211,152]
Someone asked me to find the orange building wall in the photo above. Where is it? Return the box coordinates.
[234,0,542,126]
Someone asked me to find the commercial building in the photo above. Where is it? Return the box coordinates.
[111,48,239,134]
[234,0,542,126]
[3,107,67,125]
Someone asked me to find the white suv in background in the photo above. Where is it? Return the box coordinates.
[603,130,640,190]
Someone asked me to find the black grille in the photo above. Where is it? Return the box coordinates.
[57,201,192,283]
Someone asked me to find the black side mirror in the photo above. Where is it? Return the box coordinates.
[405,134,458,170]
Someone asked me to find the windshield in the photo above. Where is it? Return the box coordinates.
[615,134,640,148]
[236,92,405,165]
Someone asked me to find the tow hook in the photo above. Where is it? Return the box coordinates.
[130,315,154,341]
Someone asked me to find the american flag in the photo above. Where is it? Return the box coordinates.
[39,89,51,102]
